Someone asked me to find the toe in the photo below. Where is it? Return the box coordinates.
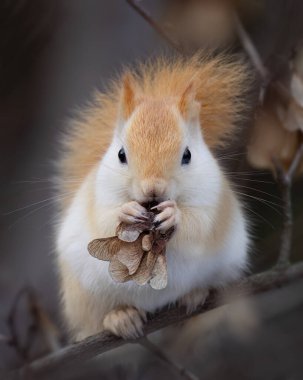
[154,207,174,224]
[103,307,146,340]
[157,215,176,232]
[119,202,148,223]
[179,289,209,314]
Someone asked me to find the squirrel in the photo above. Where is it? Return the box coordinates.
[56,54,251,341]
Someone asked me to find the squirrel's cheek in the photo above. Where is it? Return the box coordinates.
[128,180,144,203]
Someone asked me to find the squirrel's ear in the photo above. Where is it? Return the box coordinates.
[178,82,200,122]
[120,73,138,120]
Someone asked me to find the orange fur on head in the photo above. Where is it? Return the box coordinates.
[127,100,182,179]
[58,54,250,210]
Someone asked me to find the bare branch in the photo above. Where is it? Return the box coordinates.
[274,159,293,269]
[7,261,303,380]
[232,10,268,82]
[232,10,269,103]
[288,139,303,180]
[5,287,62,363]
[6,287,34,362]
[28,294,62,353]
[126,0,182,52]
[139,337,200,380]
[273,138,303,268]
[127,1,271,103]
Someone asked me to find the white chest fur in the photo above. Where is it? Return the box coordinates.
[57,175,249,314]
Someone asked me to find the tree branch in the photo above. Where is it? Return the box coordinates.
[126,0,182,52]
[6,287,35,362]
[231,9,271,105]
[6,261,303,380]
[139,337,200,380]
[274,139,303,269]
[4,286,62,365]
[232,10,268,83]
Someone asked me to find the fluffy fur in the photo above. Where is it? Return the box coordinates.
[56,54,251,340]
[58,54,249,209]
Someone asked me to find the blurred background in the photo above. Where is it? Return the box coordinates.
[1,1,303,379]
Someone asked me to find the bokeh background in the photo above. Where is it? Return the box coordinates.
[1,1,303,379]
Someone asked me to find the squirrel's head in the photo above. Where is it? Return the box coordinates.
[99,73,222,206]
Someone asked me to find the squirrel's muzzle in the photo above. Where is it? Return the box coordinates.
[140,178,167,201]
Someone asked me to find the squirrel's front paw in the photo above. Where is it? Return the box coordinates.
[119,201,148,224]
[103,306,147,339]
[153,200,180,232]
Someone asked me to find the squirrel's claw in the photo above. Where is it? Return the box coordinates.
[151,200,176,211]
[153,200,180,232]
[119,201,148,224]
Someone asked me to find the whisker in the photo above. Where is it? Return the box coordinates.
[12,179,54,184]
[217,151,248,159]
[233,184,282,201]
[218,157,244,162]
[228,177,274,184]
[225,171,269,177]
[234,191,282,214]
[4,191,76,216]
[241,203,275,229]
[8,194,72,230]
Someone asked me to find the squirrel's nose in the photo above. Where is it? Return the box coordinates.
[141,178,167,199]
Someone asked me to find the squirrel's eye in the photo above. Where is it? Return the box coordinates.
[118,147,127,164]
[181,147,191,165]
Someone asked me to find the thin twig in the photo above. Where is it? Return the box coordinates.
[232,10,270,104]
[273,139,303,269]
[126,0,182,52]
[274,160,293,269]
[128,1,270,102]
[233,2,303,270]
[28,294,62,353]
[232,10,268,82]
[7,287,34,361]
[5,287,61,363]
[139,337,200,380]
[7,261,303,380]
[288,140,303,179]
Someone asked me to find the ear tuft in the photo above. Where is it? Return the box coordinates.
[121,73,137,120]
[178,82,200,121]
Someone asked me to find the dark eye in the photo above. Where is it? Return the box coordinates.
[181,147,191,165]
[118,147,127,164]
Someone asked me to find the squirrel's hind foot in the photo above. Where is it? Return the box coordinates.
[178,288,209,315]
[103,306,147,339]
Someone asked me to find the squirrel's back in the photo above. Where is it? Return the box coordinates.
[58,54,249,210]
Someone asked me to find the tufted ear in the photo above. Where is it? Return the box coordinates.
[178,82,200,122]
[120,72,138,121]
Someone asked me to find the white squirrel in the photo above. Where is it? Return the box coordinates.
[56,55,251,341]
